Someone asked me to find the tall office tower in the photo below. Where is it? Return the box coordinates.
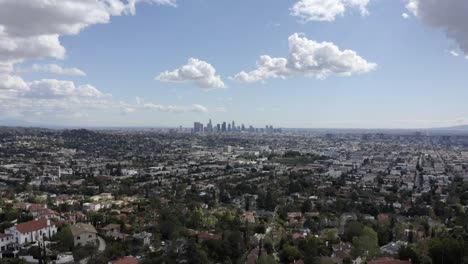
[194,122,200,133]
[222,122,227,132]
[228,124,231,132]
[232,121,236,132]
[207,119,213,132]
[200,123,204,133]
[241,124,245,131]
[217,124,221,132]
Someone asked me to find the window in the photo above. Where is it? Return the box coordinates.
[77,236,80,240]
[89,235,92,238]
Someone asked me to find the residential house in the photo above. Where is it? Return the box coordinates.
[69,223,98,247]
[5,219,57,246]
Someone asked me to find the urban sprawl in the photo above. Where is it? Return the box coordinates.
[0,125,467,264]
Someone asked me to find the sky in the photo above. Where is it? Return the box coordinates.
[1,0,468,129]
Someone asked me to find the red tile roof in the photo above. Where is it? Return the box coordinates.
[368,258,411,264]
[112,256,138,264]
[15,219,51,234]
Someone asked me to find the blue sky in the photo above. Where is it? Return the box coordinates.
[1,0,468,128]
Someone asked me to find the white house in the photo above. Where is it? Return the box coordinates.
[69,223,97,247]
[5,219,57,246]
[0,233,13,255]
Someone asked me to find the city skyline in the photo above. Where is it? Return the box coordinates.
[1,1,468,129]
[192,119,280,133]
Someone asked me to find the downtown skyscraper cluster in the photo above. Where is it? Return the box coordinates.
[193,119,281,134]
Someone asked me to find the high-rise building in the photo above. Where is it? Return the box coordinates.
[193,122,200,133]
[222,122,227,132]
[207,119,213,133]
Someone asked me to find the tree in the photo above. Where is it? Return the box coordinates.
[226,231,245,262]
[352,227,379,258]
[428,236,467,264]
[398,245,421,264]
[280,245,300,263]
[301,200,312,214]
[263,236,274,255]
[344,221,364,242]
[54,226,74,251]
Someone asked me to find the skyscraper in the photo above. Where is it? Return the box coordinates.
[207,119,213,133]
[222,122,227,132]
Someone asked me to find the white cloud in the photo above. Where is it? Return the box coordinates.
[0,74,105,100]
[127,0,177,14]
[143,103,209,113]
[233,33,376,83]
[156,58,226,90]
[406,0,419,16]
[0,0,176,71]
[143,103,183,112]
[402,13,409,19]
[26,79,104,99]
[191,104,208,113]
[0,0,177,121]
[0,74,29,91]
[449,50,460,57]
[120,106,136,115]
[290,0,370,22]
[405,0,468,55]
[20,64,87,76]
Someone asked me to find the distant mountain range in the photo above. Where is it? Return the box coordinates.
[0,119,40,127]
[0,119,68,129]
[431,125,468,131]
[1,118,468,132]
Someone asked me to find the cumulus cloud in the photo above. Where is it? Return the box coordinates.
[405,0,468,55]
[0,0,177,121]
[19,64,87,76]
[156,58,226,90]
[120,106,137,115]
[290,0,371,22]
[143,103,209,113]
[143,103,183,113]
[191,104,208,113]
[233,33,376,83]
[127,0,177,14]
[0,0,176,71]
[0,74,29,91]
[0,73,105,101]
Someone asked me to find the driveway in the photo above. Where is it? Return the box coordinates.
[97,236,106,252]
[80,236,106,264]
